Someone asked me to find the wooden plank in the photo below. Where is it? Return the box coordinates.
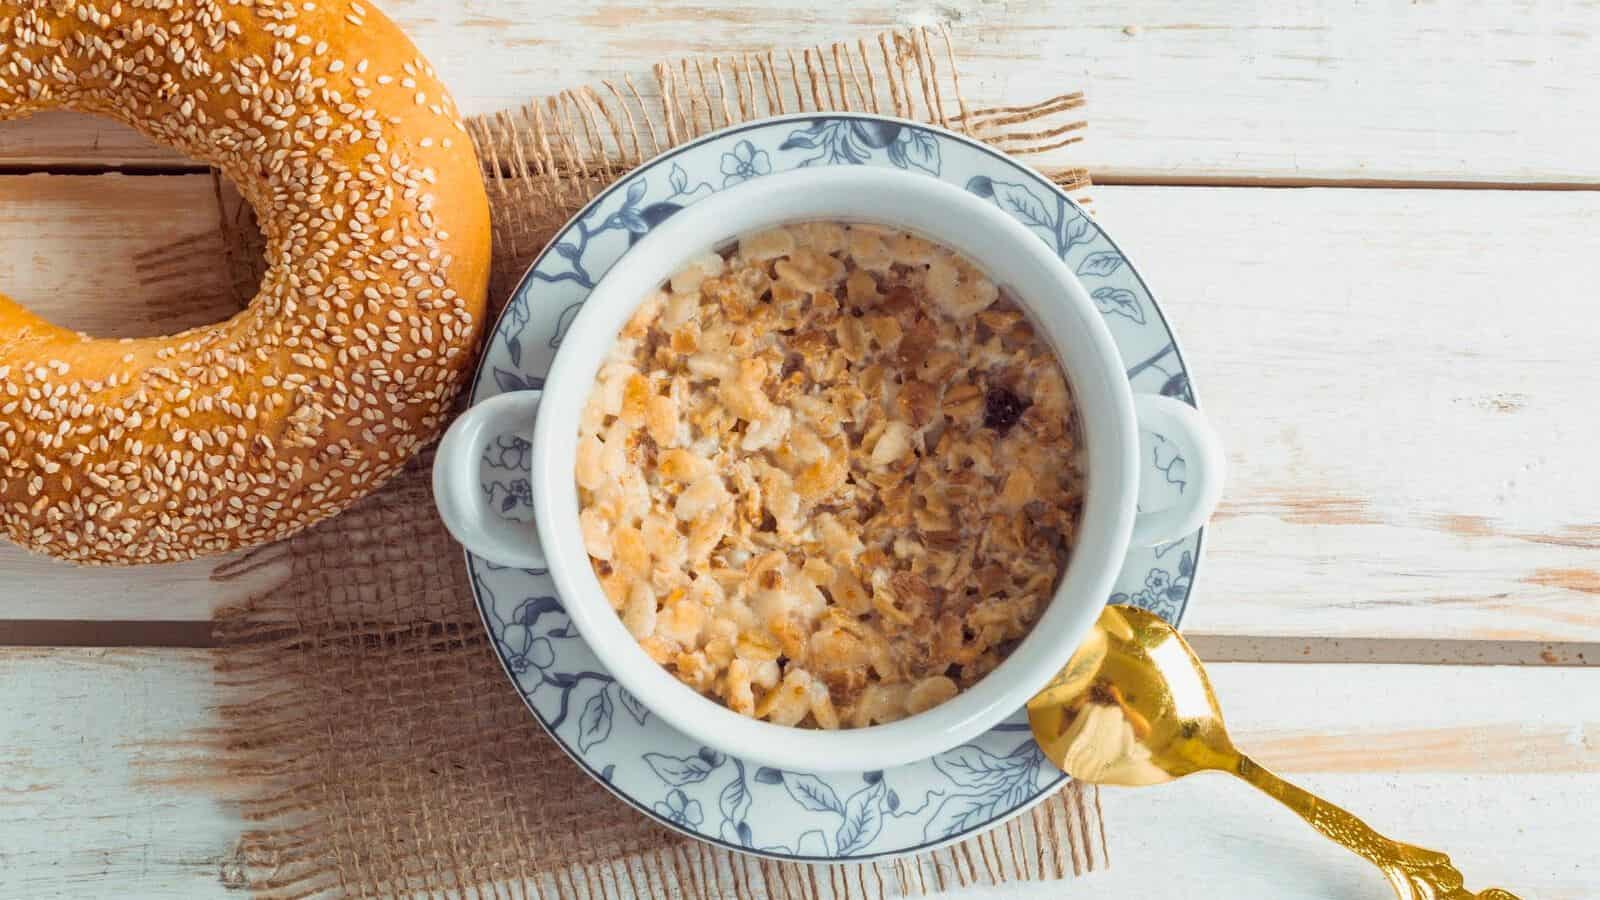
[0,173,249,338]
[0,651,1592,897]
[0,112,173,171]
[0,173,287,620]
[1,176,1597,647]
[3,178,1598,643]
[2,2,1598,183]
[1092,657,1599,899]
[0,543,285,625]
[0,648,240,898]
[1090,185,1600,643]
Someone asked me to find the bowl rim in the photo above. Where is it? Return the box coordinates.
[525,164,1140,772]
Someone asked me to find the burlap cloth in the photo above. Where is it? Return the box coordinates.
[208,26,1100,898]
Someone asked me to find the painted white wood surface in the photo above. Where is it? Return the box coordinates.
[1,1,1596,896]
[1,651,1591,898]
[1091,186,1600,644]
[0,176,290,621]
[2,177,1595,649]
[2,1,1598,184]
[0,174,247,338]
[0,649,241,898]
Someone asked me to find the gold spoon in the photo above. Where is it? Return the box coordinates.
[1027,604,1521,900]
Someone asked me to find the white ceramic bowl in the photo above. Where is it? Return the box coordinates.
[434,166,1223,773]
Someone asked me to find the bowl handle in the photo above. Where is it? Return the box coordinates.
[432,390,548,569]
[1129,394,1226,547]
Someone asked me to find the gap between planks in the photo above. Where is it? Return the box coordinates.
[10,161,1600,192]
[0,161,211,177]
[1093,173,1600,191]
[0,620,216,647]
[2,619,1596,668]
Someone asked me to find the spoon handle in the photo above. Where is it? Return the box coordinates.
[1229,752,1521,900]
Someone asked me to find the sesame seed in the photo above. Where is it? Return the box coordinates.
[0,0,483,563]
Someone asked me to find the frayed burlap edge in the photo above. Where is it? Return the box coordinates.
[464,26,1087,307]
[208,25,1102,899]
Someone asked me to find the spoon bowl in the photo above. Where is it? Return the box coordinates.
[1027,605,1522,900]
[1027,604,1235,786]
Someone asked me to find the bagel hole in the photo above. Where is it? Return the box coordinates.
[1,112,264,339]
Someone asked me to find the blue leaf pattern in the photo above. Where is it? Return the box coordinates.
[617,687,649,725]
[549,301,582,349]
[469,114,1200,861]
[644,753,716,787]
[1077,250,1125,277]
[887,129,941,175]
[1091,286,1146,324]
[905,130,940,173]
[835,779,887,854]
[783,773,844,815]
[501,300,530,366]
[492,368,536,394]
[718,771,752,828]
[923,794,994,841]
[577,688,612,753]
[919,739,1043,842]
[1061,213,1094,254]
[933,745,1022,790]
[988,180,1053,233]
[780,120,883,167]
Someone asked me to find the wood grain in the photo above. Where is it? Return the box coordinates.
[0,176,288,621]
[2,176,1596,651]
[1,3,1593,896]
[0,649,241,898]
[1090,184,1600,644]
[0,650,1590,897]
[0,173,251,338]
[3,1,1598,183]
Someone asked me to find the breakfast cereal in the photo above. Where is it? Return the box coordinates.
[576,222,1084,728]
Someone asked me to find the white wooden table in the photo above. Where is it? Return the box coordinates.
[2,3,1597,897]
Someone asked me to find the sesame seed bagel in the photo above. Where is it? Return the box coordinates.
[0,0,491,564]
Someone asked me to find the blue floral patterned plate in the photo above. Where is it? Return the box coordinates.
[467,113,1202,861]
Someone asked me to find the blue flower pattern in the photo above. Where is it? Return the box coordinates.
[719,139,772,186]
[468,115,1202,860]
[779,119,941,175]
[480,435,533,517]
[1111,550,1195,623]
[654,789,705,827]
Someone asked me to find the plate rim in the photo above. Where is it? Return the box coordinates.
[461,110,1205,861]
